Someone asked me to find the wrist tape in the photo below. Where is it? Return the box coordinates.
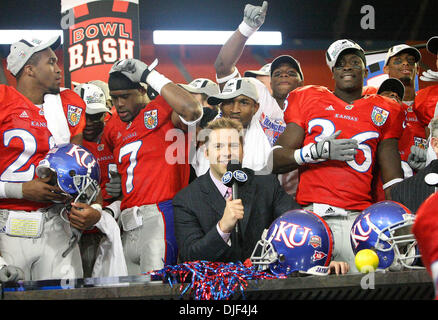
[238,21,258,38]
[146,70,172,95]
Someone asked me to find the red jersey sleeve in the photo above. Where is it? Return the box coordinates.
[60,89,86,137]
[375,95,405,140]
[412,193,438,275]
[362,85,378,95]
[283,85,322,128]
[413,85,438,127]
[101,114,119,153]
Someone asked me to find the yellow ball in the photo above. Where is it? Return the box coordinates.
[355,249,379,273]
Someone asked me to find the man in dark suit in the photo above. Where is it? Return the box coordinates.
[391,117,438,213]
[173,117,299,263]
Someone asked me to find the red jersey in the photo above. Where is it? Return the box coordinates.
[412,192,438,278]
[283,85,404,211]
[81,139,115,207]
[399,102,427,163]
[413,84,438,128]
[102,96,190,211]
[0,85,86,211]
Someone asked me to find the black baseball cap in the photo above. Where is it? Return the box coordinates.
[427,36,438,55]
[377,78,405,101]
[270,55,304,80]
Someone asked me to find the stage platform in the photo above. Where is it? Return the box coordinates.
[1,269,434,300]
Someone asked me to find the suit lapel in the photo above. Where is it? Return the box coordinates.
[199,171,226,220]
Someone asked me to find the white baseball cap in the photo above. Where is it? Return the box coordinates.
[244,63,271,77]
[384,44,421,66]
[178,78,220,97]
[7,36,61,76]
[74,83,109,115]
[326,39,366,70]
[207,78,258,106]
[88,80,110,101]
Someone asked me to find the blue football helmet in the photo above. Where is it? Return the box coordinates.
[36,143,101,204]
[250,209,334,276]
[350,200,422,271]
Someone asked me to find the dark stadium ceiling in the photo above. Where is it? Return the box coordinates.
[0,0,437,46]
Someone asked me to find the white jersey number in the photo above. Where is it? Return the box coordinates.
[1,129,37,182]
[118,140,142,193]
[308,119,379,172]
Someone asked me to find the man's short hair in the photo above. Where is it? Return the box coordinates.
[204,117,244,147]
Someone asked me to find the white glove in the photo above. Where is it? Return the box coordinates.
[243,1,268,30]
[106,170,122,198]
[407,145,427,171]
[310,130,358,161]
[420,69,438,82]
[110,58,158,84]
[0,265,24,282]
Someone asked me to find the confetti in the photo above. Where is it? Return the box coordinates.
[146,260,285,300]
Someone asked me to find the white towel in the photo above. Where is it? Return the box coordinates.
[242,116,273,172]
[43,92,70,147]
[92,209,128,278]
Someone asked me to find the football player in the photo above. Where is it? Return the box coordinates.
[273,39,405,273]
[382,44,426,176]
[410,36,438,170]
[0,37,99,281]
[102,58,202,274]
[214,1,302,197]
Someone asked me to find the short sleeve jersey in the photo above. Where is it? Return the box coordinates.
[283,85,404,211]
[102,95,190,211]
[413,85,438,128]
[0,85,86,211]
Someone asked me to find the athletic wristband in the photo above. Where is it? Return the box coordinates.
[238,20,258,38]
[216,68,240,84]
[294,143,318,165]
[382,178,403,190]
[179,107,203,126]
[0,182,23,199]
[145,70,172,95]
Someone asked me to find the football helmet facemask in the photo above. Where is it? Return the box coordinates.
[36,143,101,205]
[350,200,422,271]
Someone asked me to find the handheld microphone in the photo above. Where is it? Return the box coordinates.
[226,162,244,200]
[225,162,249,234]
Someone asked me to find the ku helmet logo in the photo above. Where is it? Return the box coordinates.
[351,213,373,248]
[66,144,96,169]
[273,221,312,248]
